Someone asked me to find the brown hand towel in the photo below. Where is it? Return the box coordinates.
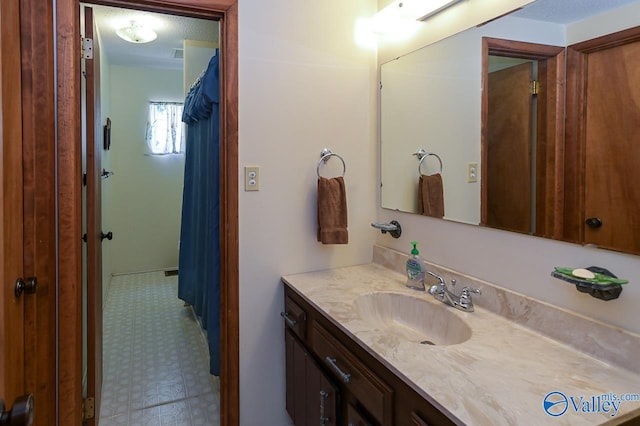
[317,176,348,244]
[418,173,444,218]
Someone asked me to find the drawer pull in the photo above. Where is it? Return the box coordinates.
[280,311,297,328]
[325,356,351,383]
[320,390,329,426]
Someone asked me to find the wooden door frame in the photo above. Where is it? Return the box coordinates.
[481,37,565,238]
[564,26,640,245]
[55,0,239,424]
[83,7,103,426]
[1,0,26,405]
[19,0,58,422]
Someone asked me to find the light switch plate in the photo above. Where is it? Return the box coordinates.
[467,162,478,183]
[245,166,260,191]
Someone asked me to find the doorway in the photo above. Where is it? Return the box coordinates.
[55,0,238,424]
[80,4,223,423]
[481,37,565,240]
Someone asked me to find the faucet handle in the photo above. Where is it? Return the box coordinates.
[460,287,481,297]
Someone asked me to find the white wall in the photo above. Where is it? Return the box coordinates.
[238,1,378,424]
[107,65,185,274]
[183,39,218,96]
[377,3,640,337]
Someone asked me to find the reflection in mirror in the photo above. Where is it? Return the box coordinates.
[481,38,564,239]
[485,56,538,234]
[379,0,640,254]
[381,27,482,225]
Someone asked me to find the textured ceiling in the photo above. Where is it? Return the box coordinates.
[91,4,219,70]
[513,0,639,23]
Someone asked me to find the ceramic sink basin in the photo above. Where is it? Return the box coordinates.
[353,292,472,346]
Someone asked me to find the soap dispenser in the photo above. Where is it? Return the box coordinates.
[406,241,426,291]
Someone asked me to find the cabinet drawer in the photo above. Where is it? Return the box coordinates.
[282,296,306,340]
[312,321,393,425]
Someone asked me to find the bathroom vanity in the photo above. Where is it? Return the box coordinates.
[283,282,453,426]
[281,247,640,426]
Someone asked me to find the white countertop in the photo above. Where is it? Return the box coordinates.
[282,263,640,426]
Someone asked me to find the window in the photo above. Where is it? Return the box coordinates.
[145,101,185,155]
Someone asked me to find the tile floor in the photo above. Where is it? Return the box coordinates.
[99,271,220,425]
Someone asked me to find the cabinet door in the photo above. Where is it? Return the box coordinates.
[306,357,338,426]
[285,329,307,424]
[286,329,339,426]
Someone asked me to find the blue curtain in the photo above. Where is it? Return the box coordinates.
[178,52,220,375]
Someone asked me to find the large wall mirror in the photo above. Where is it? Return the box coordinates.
[380,0,640,255]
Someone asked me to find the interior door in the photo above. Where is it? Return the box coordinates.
[584,40,640,254]
[0,0,26,410]
[486,62,533,233]
[83,6,103,424]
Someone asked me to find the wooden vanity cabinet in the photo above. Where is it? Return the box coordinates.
[283,283,456,426]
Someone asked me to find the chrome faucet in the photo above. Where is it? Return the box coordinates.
[427,272,481,312]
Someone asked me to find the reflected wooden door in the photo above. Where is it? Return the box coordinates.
[486,62,533,233]
[0,0,26,408]
[584,40,640,254]
[83,6,103,425]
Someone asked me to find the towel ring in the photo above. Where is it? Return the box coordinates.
[317,148,346,178]
[414,149,443,175]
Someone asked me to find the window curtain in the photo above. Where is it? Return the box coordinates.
[145,102,185,154]
[178,52,221,375]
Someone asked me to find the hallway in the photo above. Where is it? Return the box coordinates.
[99,271,220,425]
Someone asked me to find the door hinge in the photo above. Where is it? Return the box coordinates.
[82,397,95,421]
[82,37,94,59]
[530,80,540,95]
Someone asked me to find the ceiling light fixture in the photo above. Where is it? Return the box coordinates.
[116,21,157,44]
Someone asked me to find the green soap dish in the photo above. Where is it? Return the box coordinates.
[551,266,626,301]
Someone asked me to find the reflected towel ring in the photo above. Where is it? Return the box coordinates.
[317,148,346,178]
[414,149,443,175]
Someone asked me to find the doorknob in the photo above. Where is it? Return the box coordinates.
[101,231,113,241]
[0,394,34,426]
[14,278,37,298]
[585,217,603,228]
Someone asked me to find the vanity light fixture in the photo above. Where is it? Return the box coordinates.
[413,0,463,21]
[116,20,157,44]
[373,0,462,33]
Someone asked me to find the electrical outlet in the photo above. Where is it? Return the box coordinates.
[245,166,260,191]
[467,162,478,183]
